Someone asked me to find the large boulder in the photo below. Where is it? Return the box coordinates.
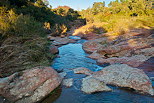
[92,64,154,95]
[81,76,112,94]
[0,67,62,103]
[97,55,150,67]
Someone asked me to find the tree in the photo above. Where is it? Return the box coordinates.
[57,8,65,15]
[35,0,49,7]
[128,0,153,16]
[92,2,105,15]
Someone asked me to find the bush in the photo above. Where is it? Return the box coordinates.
[0,7,45,38]
[50,24,68,36]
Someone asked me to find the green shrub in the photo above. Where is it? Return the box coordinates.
[0,7,46,38]
[79,0,154,35]
[51,24,68,36]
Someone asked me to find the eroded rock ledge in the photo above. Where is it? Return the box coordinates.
[82,30,154,74]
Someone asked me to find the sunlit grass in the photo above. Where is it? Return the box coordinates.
[73,15,154,36]
[72,23,107,36]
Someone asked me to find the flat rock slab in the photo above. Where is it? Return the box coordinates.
[93,64,154,95]
[97,55,150,67]
[81,76,112,94]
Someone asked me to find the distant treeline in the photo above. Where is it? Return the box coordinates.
[77,0,154,35]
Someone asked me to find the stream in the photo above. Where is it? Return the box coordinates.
[42,37,154,103]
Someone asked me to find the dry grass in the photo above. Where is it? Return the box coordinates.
[0,36,54,77]
[72,23,107,36]
[73,15,154,37]
[103,16,153,35]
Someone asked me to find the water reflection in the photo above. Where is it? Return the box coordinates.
[41,87,62,103]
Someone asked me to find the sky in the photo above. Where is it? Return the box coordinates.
[49,0,114,10]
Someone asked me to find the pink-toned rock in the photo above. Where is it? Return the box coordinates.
[97,33,154,58]
[82,41,102,53]
[82,33,100,40]
[0,67,62,103]
[73,67,93,75]
[81,76,112,94]
[134,47,154,56]
[73,31,100,40]
[92,64,154,95]
[137,57,154,77]
[82,36,118,54]
[128,28,152,37]
[98,38,154,55]
[88,51,105,60]
[83,33,154,58]
[49,45,59,54]
[97,55,150,67]
[69,39,76,43]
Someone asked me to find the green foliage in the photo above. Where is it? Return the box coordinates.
[0,7,45,38]
[53,6,81,21]
[51,24,68,36]
[35,0,49,7]
[92,2,105,15]
[1,0,82,36]
[79,0,154,35]
[16,4,55,24]
[0,4,53,77]
[0,0,84,77]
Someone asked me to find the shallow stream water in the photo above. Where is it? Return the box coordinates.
[42,38,154,103]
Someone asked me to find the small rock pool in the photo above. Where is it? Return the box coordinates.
[42,39,154,103]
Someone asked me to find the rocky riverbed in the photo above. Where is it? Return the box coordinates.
[0,31,154,103]
[44,34,154,103]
